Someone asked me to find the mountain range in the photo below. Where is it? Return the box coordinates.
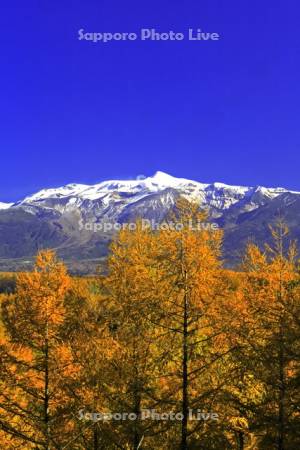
[1,171,300,273]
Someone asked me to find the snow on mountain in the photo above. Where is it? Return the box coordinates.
[0,202,13,210]
[21,183,90,202]
[2,172,300,272]
[3,172,300,218]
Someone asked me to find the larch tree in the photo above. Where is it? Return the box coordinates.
[99,222,168,450]
[148,198,237,450]
[61,277,122,450]
[237,221,300,449]
[0,250,75,449]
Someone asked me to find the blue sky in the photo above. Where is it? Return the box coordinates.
[1,0,300,201]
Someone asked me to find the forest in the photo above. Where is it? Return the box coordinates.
[0,198,299,449]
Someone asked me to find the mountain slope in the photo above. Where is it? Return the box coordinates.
[1,172,300,272]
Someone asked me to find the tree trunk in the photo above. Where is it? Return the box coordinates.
[278,322,285,450]
[44,323,50,450]
[133,394,141,450]
[238,431,244,450]
[93,426,99,450]
[181,288,189,450]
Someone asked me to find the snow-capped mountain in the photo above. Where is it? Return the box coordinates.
[1,171,300,272]
[8,171,299,218]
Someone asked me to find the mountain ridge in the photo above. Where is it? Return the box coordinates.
[1,172,300,273]
[4,171,300,212]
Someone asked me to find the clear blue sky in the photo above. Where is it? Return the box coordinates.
[1,0,300,201]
